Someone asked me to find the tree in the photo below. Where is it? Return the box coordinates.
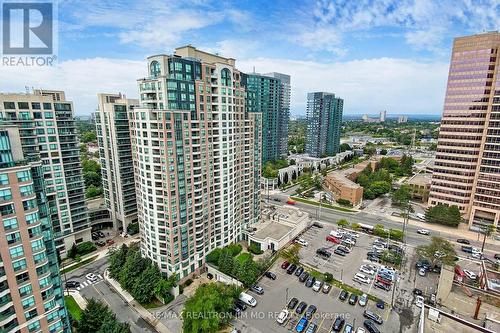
[392,185,411,207]
[351,223,361,231]
[217,249,234,275]
[363,144,376,156]
[131,262,162,304]
[77,299,130,333]
[68,243,78,259]
[97,320,130,333]
[81,131,97,143]
[425,204,462,227]
[84,171,101,187]
[340,143,352,152]
[416,237,456,267]
[281,244,300,265]
[182,283,241,333]
[481,224,496,252]
[336,198,352,207]
[428,143,437,151]
[155,275,176,303]
[380,148,388,155]
[82,159,101,173]
[337,219,349,229]
[119,247,149,291]
[86,185,103,198]
[109,245,129,279]
[381,250,402,265]
[234,259,260,287]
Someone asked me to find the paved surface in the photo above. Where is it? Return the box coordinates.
[232,260,402,333]
[63,257,157,333]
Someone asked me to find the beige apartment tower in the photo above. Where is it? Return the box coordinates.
[429,32,500,230]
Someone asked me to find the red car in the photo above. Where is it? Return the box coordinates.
[286,199,296,205]
[326,236,340,244]
[106,239,115,245]
[376,275,392,286]
[281,261,290,269]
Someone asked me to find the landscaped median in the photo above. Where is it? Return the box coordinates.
[290,196,357,213]
[61,255,98,274]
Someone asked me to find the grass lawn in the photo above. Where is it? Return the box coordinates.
[64,295,82,321]
[61,255,98,274]
[236,252,253,264]
[291,196,356,213]
[142,299,165,309]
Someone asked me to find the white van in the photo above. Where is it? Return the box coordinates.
[330,230,343,239]
[354,272,371,284]
[239,292,257,307]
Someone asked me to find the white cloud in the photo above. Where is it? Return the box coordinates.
[201,39,261,60]
[0,58,143,115]
[238,56,449,116]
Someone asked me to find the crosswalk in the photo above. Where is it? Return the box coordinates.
[75,274,103,291]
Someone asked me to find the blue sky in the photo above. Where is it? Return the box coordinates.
[2,0,500,116]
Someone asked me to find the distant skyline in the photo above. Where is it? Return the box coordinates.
[1,0,499,116]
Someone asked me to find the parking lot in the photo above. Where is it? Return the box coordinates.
[232,259,401,333]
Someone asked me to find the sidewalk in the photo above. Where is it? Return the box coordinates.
[66,290,87,309]
[103,269,173,333]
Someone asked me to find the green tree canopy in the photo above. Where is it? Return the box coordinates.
[416,237,457,267]
[425,204,462,227]
[77,299,130,333]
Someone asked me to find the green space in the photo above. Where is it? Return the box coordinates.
[288,119,307,154]
[290,196,356,213]
[108,244,176,305]
[262,158,289,178]
[77,298,130,333]
[182,282,242,333]
[67,241,97,260]
[61,255,98,274]
[206,244,271,287]
[416,237,457,267]
[64,295,82,321]
[425,204,462,227]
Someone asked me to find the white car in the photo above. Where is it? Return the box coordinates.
[415,295,424,307]
[372,244,385,251]
[86,273,99,282]
[417,229,430,235]
[359,266,375,276]
[312,280,323,292]
[276,309,289,324]
[418,268,426,277]
[471,247,482,255]
[471,252,483,260]
[355,328,366,333]
[463,269,477,280]
[434,251,446,258]
[358,293,368,307]
[343,238,356,246]
[295,238,308,247]
[354,273,371,284]
[330,230,343,239]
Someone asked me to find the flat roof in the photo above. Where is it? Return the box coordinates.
[254,222,292,240]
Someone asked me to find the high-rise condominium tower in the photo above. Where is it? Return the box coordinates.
[132,46,262,279]
[245,72,290,164]
[305,92,344,158]
[429,32,500,230]
[0,125,70,333]
[0,90,89,255]
[95,93,139,233]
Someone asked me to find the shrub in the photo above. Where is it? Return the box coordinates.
[206,248,222,264]
[76,242,97,256]
[248,243,263,255]
[227,244,243,256]
[183,279,193,287]
[324,272,333,283]
[127,223,139,235]
[336,198,353,207]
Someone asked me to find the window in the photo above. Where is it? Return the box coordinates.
[6,232,20,244]
[42,103,52,110]
[150,61,161,78]
[19,284,32,297]
[13,258,27,272]
[0,174,8,185]
[18,102,29,109]
[38,276,50,288]
[28,321,40,333]
[22,296,35,309]
[44,111,53,119]
[9,245,24,259]
[0,188,12,200]
[3,217,17,230]
[31,102,41,110]
[19,185,34,197]
[22,199,36,211]
[54,103,71,111]
[31,239,44,252]
[16,170,31,182]
[0,203,15,216]
[3,102,15,109]
[25,212,39,225]
[221,68,231,86]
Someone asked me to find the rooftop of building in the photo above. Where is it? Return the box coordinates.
[251,205,310,241]
[325,171,361,189]
[407,172,432,186]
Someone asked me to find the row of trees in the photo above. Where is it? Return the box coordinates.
[109,244,176,304]
[425,204,462,227]
[77,299,130,333]
[206,244,268,287]
[80,144,103,199]
[182,283,241,333]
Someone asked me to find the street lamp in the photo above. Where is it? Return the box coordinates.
[285,287,289,304]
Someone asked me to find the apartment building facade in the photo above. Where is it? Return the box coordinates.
[95,93,139,233]
[0,125,69,333]
[305,92,344,158]
[132,46,261,280]
[429,32,500,230]
[0,90,90,254]
[245,72,290,164]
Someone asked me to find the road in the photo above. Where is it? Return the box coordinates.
[63,257,157,333]
[266,189,500,256]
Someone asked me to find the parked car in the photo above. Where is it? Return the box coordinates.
[106,239,115,245]
[348,293,358,305]
[461,245,473,253]
[316,248,332,258]
[358,294,368,307]
[305,276,316,288]
[339,290,349,301]
[96,240,106,247]
[97,231,105,238]
[418,268,426,277]
[281,261,290,269]
[265,271,277,280]
[322,283,332,294]
[296,301,307,314]
[334,249,347,256]
[337,245,351,253]
[413,288,423,296]
[415,295,424,308]
[326,235,341,244]
[457,239,470,245]
[363,310,383,325]
[354,273,371,284]
[296,317,309,332]
[372,244,385,251]
[313,221,324,228]
[305,323,318,333]
[363,320,380,333]
[65,281,81,289]
[312,280,323,292]
[234,300,247,311]
[374,281,391,291]
[330,230,343,239]
[299,271,310,283]
[360,266,376,276]
[376,299,385,309]
[250,285,264,295]
[417,229,430,235]
[463,269,477,280]
[287,297,299,309]
[296,238,309,247]
[332,317,345,331]
[295,266,304,277]
[494,253,500,260]
[91,233,99,241]
[276,309,289,324]
[287,264,297,275]
[305,304,317,319]
[343,324,354,333]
